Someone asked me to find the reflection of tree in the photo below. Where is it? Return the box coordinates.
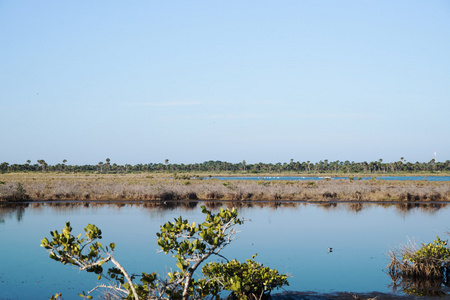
[348,203,364,212]
[0,201,448,224]
[0,203,28,223]
[16,206,24,221]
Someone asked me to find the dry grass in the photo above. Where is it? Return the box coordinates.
[387,248,447,279]
[0,173,449,203]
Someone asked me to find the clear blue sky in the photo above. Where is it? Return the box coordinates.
[1,1,449,165]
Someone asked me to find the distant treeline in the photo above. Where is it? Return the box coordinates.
[1,158,449,174]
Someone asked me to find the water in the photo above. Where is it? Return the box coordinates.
[1,202,450,299]
[209,176,450,181]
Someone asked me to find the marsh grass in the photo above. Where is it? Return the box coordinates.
[0,173,449,203]
[387,236,450,296]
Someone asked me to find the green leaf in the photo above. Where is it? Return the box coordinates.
[176,261,185,271]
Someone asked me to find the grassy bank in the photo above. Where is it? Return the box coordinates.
[0,172,449,203]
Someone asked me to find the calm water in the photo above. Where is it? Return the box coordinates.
[1,201,450,299]
[210,176,450,181]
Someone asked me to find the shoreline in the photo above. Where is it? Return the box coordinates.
[272,290,450,299]
[4,199,450,205]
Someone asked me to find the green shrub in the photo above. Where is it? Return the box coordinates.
[388,235,450,281]
[306,181,317,187]
[202,254,288,300]
[387,235,450,296]
[404,236,450,263]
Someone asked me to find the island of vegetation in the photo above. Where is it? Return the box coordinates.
[0,158,449,203]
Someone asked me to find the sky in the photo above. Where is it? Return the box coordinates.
[1,1,449,165]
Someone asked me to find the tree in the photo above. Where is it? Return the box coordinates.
[0,162,9,173]
[37,159,46,172]
[98,162,103,173]
[165,159,169,171]
[106,158,111,173]
[41,206,288,300]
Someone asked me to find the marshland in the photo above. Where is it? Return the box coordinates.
[1,171,449,203]
[4,0,450,297]
[1,164,450,299]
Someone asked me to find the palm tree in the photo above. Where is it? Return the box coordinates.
[242,160,246,171]
[106,158,111,173]
[362,161,368,173]
[37,159,46,172]
[164,159,169,171]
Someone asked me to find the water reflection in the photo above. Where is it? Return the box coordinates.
[2,200,450,299]
[388,274,450,297]
[1,201,449,224]
[0,203,27,223]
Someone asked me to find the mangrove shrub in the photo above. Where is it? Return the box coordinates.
[41,206,288,300]
[387,236,450,295]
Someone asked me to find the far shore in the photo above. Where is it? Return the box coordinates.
[1,172,449,203]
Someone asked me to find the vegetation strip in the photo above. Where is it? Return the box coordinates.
[1,173,449,203]
[2,157,449,173]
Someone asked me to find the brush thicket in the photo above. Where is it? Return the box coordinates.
[387,236,450,295]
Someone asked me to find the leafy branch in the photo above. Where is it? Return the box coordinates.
[41,205,288,300]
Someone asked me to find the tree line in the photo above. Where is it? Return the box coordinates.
[1,158,449,174]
